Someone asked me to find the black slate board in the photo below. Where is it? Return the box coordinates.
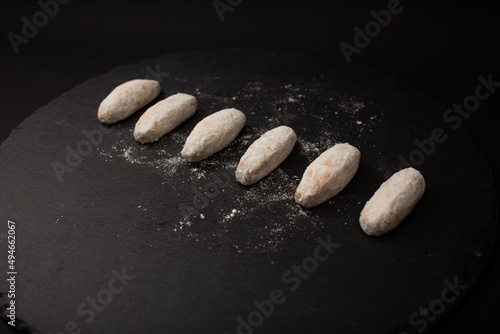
[0,48,497,334]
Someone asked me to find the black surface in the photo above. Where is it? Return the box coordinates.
[1,1,499,333]
[0,48,496,333]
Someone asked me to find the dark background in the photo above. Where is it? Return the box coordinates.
[0,0,498,333]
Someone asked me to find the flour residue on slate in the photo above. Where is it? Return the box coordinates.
[172,167,325,254]
[96,79,379,253]
[297,129,337,162]
[338,97,365,114]
[99,129,191,179]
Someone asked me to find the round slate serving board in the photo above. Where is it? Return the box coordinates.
[0,48,497,334]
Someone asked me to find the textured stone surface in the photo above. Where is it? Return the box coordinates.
[0,48,496,334]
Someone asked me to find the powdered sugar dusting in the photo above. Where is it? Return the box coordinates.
[297,130,337,162]
[95,76,378,254]
[338,97,365,114]
[100,137,188,178]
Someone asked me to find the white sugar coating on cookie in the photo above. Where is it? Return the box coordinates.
[181,108,246,162]
[98,80,376,253]
[295,143,361,208]
[360,167,426,236]
[98,79,161,124]
[134,93,197,144]
[236,126,297,185]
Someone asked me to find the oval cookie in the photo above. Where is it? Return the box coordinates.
[360,167,425,236]
[295,143,360,208]
[181,108,246,162]
[236,126,297,185]
[98,79,161,124]
[134,93,197,144]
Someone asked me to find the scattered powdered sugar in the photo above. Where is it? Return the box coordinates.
[239,168,297,204]
[168,131,188,145]
[222,208,240,222]
[338,97,365,114]
[297,131,337,162]
[246,81,263,92]
[100,138,188,178]
[95,78,378,254]
[168,164,327,253]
